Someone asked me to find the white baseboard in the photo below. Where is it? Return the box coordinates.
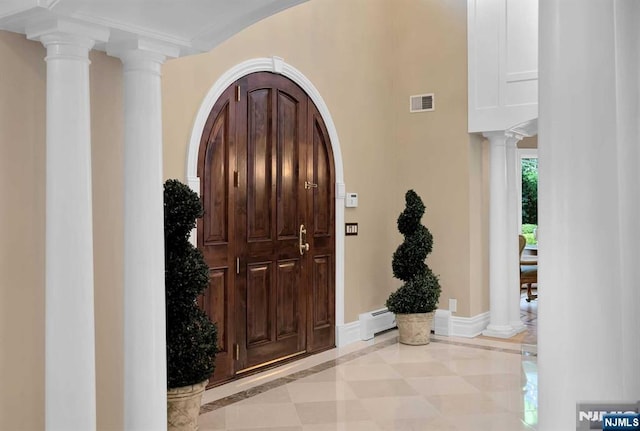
[434,309,452,336]
[338,310,490,345]
[434,309,491,338]
[451,311,490,338]
[336,321,360,347]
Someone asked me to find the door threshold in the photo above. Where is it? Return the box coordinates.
[236,350,307,375]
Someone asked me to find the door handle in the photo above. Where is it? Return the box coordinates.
[299,224,310,255]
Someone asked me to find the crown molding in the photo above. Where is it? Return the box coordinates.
[1,0,309,58]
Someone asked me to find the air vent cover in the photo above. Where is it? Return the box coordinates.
[409,93,435,113]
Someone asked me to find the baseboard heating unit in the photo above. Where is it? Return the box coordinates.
[358,307,396,340]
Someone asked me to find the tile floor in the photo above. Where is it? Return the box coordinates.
[199,296,538,431]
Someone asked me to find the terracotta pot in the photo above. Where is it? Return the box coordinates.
[395,312,435,345]
[167,380,208,431]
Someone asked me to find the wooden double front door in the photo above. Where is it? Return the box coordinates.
[197,72,336,385]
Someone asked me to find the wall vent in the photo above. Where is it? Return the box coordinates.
[409,93,435,113]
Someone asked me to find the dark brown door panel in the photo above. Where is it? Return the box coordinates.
[198,72,335,386]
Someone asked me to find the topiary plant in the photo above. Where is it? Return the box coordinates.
[386,189,441,314]
[164,179,217,388]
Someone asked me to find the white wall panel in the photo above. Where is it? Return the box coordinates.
[468,0,538,132]
[506,80,537,106]
[506,0,537,76]
[472,0,501,109]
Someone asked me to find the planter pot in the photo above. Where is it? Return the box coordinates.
[395,312,435,345]
[167,380,208,431]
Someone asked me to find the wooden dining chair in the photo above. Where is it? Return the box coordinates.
[519,235,538,302]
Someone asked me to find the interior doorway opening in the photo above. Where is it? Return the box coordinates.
[517,148,538,245]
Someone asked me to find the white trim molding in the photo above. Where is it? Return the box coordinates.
[343,310,491,341]
[434,310,491,338]
[451,311,491,338]
[434,309,452,336]
[336,322,361,348]
[186,56,347,332]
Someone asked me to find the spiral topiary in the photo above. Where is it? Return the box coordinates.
[386,190,441,314]
[164,179,217,388]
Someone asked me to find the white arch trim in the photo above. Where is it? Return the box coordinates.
[185,56,350,345]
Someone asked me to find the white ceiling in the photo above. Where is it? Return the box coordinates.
[0,0,308,55]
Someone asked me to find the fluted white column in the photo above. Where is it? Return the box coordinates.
[27,20,108,431]
[539,0,640,429]
[482,132,517,338]
[108,40,177,431]
[505,134,526,333]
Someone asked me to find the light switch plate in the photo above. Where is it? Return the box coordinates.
[346,193,358,207]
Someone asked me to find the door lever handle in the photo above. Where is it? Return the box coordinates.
[304,181,318,189]
[299,224,310,255]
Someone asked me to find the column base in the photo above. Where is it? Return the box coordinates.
[482,324,519,339]
[509,321,527,334]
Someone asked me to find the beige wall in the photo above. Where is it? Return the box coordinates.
[469,136,491,315]
[0,30,46,431]
[90,51,125,431]
[0,31,125,431]
[519,135,538,149]
[163,0,399,322]
[389,0,486,317]
[0,0,488,428]
[163,0,486,321]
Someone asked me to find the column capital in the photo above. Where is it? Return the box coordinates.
[482,130,524,147]
[506,118,537,144]
[482,130,508,145]
[504,130,526,143]
[26,18,109,50]
[107,37,180,74]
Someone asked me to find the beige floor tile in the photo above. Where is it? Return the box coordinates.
[294,400,370,424]
[240,386,293,404]
[375,416,461,431]
[347,378,418,398]
[344,352,387,365]
[226,427,303,431]
[405,375,481,396]
[286,381,357,403]
[297,368,342,383]
[425,392,507,415]
[486,390,528,413]
[375,345,442,364]
[199,306,538,431]
[451,413,536,431]
[337,363,402,381]
[198,408,226,430]
[389,361,456,377]
[462,373,525,392]
[447,356,523,376]
[301,420,381,431]
[225,403,301,429]
[360,395,440,420]
[425,347,488,362]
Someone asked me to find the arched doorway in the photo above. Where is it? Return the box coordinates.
[196,71,337,385]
